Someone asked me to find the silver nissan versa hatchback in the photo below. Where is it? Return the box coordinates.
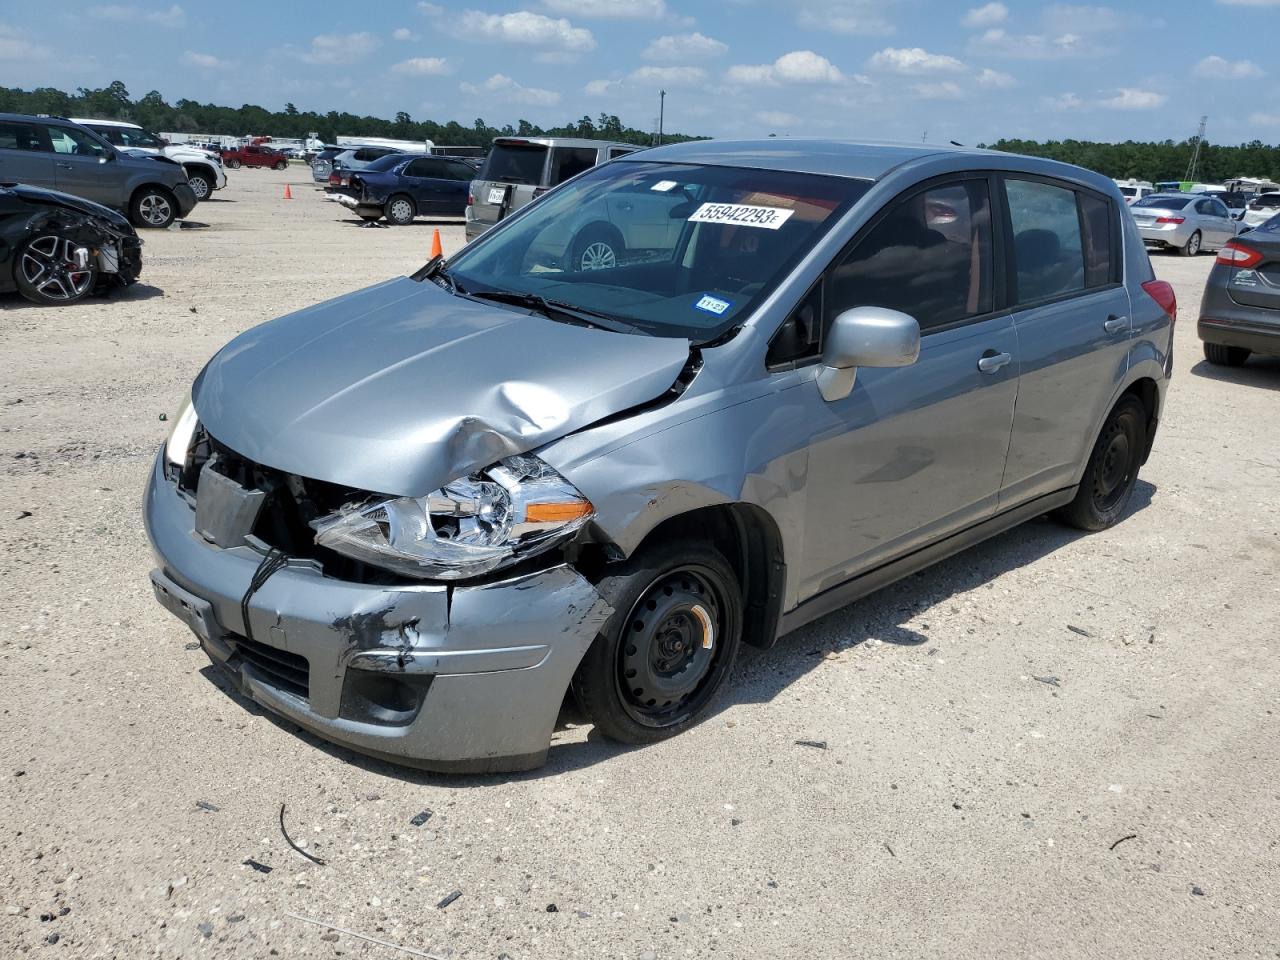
[146,139,1175,772]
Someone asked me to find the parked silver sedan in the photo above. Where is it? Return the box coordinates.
[1131,192,1238,256]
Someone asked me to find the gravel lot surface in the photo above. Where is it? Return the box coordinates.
[2,167,1278,959]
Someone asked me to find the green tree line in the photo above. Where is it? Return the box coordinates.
[0,81,701,149]
[983,137,1280,185]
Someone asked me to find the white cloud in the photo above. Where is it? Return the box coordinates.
[1193,55,1263,79]
[758,110,800,127]
[628,65,707,86]
[89,3,185,25]
[976,67,1015,88]
[585,78,622,96]
[642,32,727,61]
[727,50,845,86]
[967,26,1102,59]
[1041,4,1125,32]
[418,2,443,14]
[544,0,666,17]
[914,81,963,99]
[459,10,595,51]
[1219,0,1280,4]
[1043,91,1083,110]
[1248,111,1280,125]
[181,50,231,69]
[460,73,561,106]
[1099,87,1166,110]
[963,2,1008,26]
[796,1,895,35]
[297,32,380,65]
[392,27,416,41]
[0,24,52,61]
[390,57,452,76]
[868,47,966,73]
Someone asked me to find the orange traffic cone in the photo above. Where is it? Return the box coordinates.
[430,228,443,259]
[283,183,293,200]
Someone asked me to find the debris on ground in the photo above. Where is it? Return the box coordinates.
[1032,675,1061,688]
[1109,834,1138,851]
[195,800,219,813]
[158,413,168,422]
[410,809,434,827]
[546,903,558,913]
[197,921,213,938]
[15,510,32,520]
[1066,625,1092,638]
[289,913,447,958]
[279,803,325,866]
[242,859,272,874]
[1191,885,1206,897]
[437,890,462,910]
[795,739,828,749]
[884,843,896,858]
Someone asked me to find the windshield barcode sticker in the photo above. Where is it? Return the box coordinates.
[688,203,795,230]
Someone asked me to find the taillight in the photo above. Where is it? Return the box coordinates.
[1154,216,1185,224]
[328,172,340,185]
[1216,241,1263,268]
[1141,279,1177,324]
[467,192,474,206]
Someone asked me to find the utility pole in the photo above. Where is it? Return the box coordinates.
[1184,115,1208,183]
[658,90,666,146]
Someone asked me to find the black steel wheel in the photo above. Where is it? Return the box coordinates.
[15,235,97,305]
[1057,395,1147,531]
[572,542,742,744]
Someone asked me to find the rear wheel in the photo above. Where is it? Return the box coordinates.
[15,234,97,305]
[1203,341,1250,366]
[226,158,241,169]
[1056,395,1147,531]
[129,187,177,228]
[385,194,416,226]
[1180,230,1201,257]
[572,542,742,745]
[186,168,213,201]
[274,160,288,171]
[569,225,623,272]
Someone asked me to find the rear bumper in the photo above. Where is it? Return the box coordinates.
[1199,278,1280,355]
[1138,223,1191,248]
[1198,318,1280,355]
[465,218,491,242]
[143,453,613,772]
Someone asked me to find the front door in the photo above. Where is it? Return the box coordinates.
[47,124,116,207]
[797,176,1018,601]
[999,177,1133,504]
[0,119,56,189]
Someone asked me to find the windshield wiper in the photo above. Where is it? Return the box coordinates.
[465,289,638,334]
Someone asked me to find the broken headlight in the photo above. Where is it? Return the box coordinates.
[310,455,593,581]
[164,394,200,468]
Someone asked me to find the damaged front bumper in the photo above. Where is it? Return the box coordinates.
[143,453,612,772]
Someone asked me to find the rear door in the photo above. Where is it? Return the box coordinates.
[999,177,1132,505]
[0,118,57,188]
[47,124,118,206]
[1195,198,1232,248]
[471,139,548,230]
[402,157,448,212]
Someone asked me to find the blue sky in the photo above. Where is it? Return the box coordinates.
[3,0,1278,144]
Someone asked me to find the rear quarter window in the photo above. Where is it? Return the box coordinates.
[548,147,598,186]
[0,120,45,151]
[480,143,548,185]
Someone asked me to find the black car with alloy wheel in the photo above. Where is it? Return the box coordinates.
[0,182,142,305]
[0,113,196,229]
[1199,213,1280,367]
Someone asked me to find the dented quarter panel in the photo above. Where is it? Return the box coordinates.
[192,277,690,497]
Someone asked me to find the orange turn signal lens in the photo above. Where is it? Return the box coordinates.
[525,501,593,523]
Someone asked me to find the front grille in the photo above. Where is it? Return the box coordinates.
[231,636,310,700]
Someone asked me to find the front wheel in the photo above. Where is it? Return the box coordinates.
[186,169,212,200]
[129,187,177,228]
[1056,395,1147,531]
[15,235,97,305]
[226,158,241,169]
[1180,230,1201,257]
[385,194,416,226]
[1203,342,1250,366]
[572,542,742,745]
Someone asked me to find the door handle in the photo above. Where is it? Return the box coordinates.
[1103,315,1128,334]
[56,161,73,170]
[977,351,1012,374]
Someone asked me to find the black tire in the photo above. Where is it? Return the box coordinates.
[186,168,213,201]
[571,541,742,745]
[1056,395,1148,532]
[569,224,624,272]
[1179,230,1201,257]
[129,186,177,228]
[14,234,97,306]
[274,160,288,171]
[384,194,416,226]
[1203,341,1250,366]
[226,158,241,169]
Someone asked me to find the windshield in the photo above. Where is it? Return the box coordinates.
[1253,195,1280,209]
[480,142,548,184]
[1118,187,1137,197]
[447,161,867,341]
[115,126,163,148]
[315,149,340,161]
[1134,195,1190,210]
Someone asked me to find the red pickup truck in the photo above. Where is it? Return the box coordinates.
[220,145,289,170]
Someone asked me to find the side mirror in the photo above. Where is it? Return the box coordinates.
[99,150,115,164]
[816,307,920,402]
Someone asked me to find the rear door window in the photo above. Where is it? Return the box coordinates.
[0,120,47,151]
[548,147,598,186]
[829,178,994,332]
[406,158,446,178]
[480,142,547,185]
[1005,179,1085,303]
[443,160,476,181]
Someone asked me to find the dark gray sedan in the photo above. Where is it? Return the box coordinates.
[1199,213,1280,366]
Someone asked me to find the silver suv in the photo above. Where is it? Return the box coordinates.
[0,113,197,228]
[147,139,1174,772]
[465,136,639,243]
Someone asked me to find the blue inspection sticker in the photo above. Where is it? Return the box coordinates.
[695,294,732,316]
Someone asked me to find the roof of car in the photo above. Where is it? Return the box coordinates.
[620,138,996,181]
[69,117,141,129]
[491,137,636,150]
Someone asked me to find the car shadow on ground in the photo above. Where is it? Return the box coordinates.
[0,282,165,307]
[1189,356,1280,390]
[195,481,1157,785]
[337,217,466,228]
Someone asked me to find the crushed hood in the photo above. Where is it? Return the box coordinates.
[193,277,690,497]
